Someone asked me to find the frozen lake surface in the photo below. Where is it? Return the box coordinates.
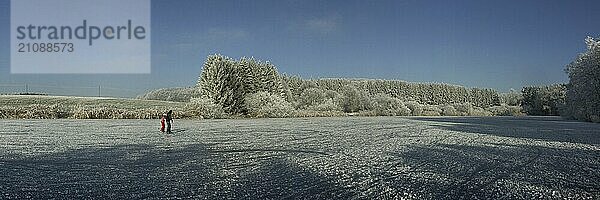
[1,116,599,199]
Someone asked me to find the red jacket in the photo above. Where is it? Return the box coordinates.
[160,117,166,132]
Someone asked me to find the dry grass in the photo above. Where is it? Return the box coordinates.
[0,95,189,119]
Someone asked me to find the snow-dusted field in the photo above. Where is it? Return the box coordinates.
[1,117,598,199]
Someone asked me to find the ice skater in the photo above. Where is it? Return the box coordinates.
[166,110,173,134]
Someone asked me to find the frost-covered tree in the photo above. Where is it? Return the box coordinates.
[297,87,327,109]
[244,92,294,118]
[521,84,566,116]
[371,93,411,116]
[198,55,245,114]
[499,89,523,106]
[282,78,500,108]
[337,84,372,113]
[197,54,290,114]
[564,36,600,122]
[238,57,288,99]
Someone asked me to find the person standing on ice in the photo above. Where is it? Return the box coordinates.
[159,113,166,133]
[166,110,174,134]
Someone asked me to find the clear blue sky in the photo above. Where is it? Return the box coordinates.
[1,0,599,97]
